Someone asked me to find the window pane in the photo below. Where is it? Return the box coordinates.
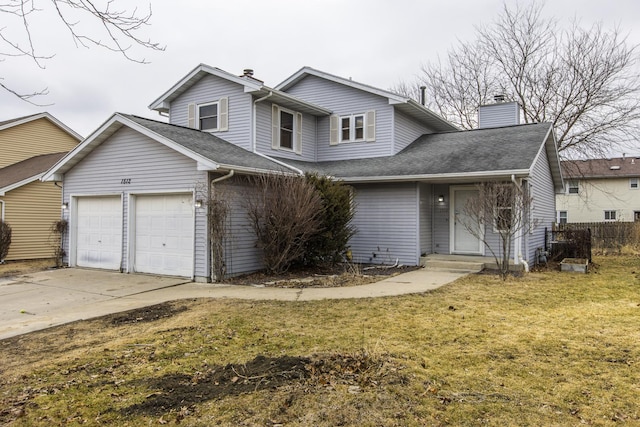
[341,117,350,141]
[354,115,364,139]
[280,129,293,149]
[200,104,217,117]
[280,111,294,131]
[200,117,217,130]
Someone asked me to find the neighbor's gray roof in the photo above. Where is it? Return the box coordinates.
[278,122,553,181]
[561,156,640,179]
[0,152,67,190]
[123,115,292,173]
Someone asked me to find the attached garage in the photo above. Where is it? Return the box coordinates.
[132,194,194,277]
[75,196,122,270]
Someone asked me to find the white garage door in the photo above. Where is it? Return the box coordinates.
[134,194,194,277]
[76,196,122,270]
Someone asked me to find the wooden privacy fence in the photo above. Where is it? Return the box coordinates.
[552,222,640,254]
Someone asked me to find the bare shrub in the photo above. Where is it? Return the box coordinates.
[244,174,323,274]
[207,187,230,282]
[0,220,11,262]
[48,219,68,268]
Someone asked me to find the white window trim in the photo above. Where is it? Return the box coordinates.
[197,101,220,132]
[271,105,302,155]
[630,177,639,189]
[557,210,568,224]
[330,110,375,145]
[604,210,617,221]
[566,180,579,194]
[339,113,366,143]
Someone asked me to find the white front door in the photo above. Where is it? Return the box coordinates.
[451,188,483,254]
[76,196,122,270]
[133,194,194,277]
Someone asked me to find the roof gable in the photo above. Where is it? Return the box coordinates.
[0,152,66,194]
[276,67,458,132]
[0,112,82,140]
[42,114,293,182]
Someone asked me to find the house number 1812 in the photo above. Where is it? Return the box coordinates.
[120,178,132,184]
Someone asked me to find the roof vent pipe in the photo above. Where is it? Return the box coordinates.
[243,69,254,77]
[420,86,427,106]
[494,94,505,103]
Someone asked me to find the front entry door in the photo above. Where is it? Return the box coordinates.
[451,188,483,254]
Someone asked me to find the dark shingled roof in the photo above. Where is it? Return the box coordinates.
[123,115,292,173]
[277,122,552,179]
[561,156,640,179]
[0,152,67,189]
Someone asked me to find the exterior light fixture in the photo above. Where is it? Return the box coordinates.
[438,195,445,203]
[61,202,69,210]
[194,200,203,208]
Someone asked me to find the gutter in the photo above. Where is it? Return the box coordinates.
[511,174,522,266]
[338,169,531,183]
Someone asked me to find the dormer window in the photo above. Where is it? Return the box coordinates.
[187,97,228,132]
[330,110,376,145]
[630,178,639,189]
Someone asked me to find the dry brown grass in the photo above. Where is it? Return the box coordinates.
[1,255,639,426]
[0,259,55,277]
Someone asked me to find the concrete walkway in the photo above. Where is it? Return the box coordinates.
[0,267,468,340]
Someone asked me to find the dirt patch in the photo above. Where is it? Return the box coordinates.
[106,302,189,326]
[0,259,56,278]
[227,264,420,288]
[121,352,407,418]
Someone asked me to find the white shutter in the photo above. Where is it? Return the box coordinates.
[219,97,228,131]
[188,103,196,129]
[272,105,279,149]
[329,115,339,145]
[365,110,376,142]
[295,112,302,155]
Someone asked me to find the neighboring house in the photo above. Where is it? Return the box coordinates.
[43,65,563,281]
[0,113,82,261]
[556,156,640,223]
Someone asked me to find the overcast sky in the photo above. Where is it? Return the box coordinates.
[1,0,639,154]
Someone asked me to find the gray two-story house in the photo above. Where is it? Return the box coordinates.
[44,64,563,281]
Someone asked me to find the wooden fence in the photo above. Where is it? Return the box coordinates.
[552,222,640,253]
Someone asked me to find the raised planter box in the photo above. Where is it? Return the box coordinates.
[560,258,589,274]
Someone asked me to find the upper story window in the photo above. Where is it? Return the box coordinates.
[630,177,639,189]
[272,105,302,154]
[557,210,568,224]
[330,110,376,145]
[187,97,228,132]
[604,210,616,221]
[566,180,579,194]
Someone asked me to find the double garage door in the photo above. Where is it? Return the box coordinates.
[75,194,194,277]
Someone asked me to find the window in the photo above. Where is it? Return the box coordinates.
[604,210,616,221]
[271,105,302,154]
[330,110,376,145]
[198,102,218,131]
[557,211,568,224]
[340,114,365,142]
[634,211,640,222]
[567,181,579,194]
[187,97,228,131]
[630,178,639,189]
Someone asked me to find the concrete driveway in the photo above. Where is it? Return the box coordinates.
[0,267,468,340]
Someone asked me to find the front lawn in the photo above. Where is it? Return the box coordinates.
[1,256,639,426]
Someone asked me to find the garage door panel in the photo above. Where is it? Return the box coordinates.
[134,194,194,277]
[76,197,122,270]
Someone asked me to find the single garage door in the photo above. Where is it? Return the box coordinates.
[76,196,122,270]
[134,194,194,277]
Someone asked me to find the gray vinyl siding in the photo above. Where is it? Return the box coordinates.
[349,182,419,266]
[214,175,264,276]
[419,183,432,255]
[169,75,253,150]
[254,102,317,162]
[432,184,450,254]
[528,147,556,263]
[478,102,520,128]
[62,127,209,279]
[394,110,434,154]
[283,75,393,161]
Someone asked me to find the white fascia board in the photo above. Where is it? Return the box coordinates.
[149,63,263,111]
[215,163,298,176]
[0,112,83,140]
[339,169,531,183]
[0,173,43,194]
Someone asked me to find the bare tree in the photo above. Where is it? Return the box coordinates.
[0,220,11,263]
[1,0,164,101]
[393,1,640,157]
[460,181,537,280]
[244,173,323,274]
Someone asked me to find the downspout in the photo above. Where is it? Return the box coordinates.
[511,174,521,266]
[252,91,273,152]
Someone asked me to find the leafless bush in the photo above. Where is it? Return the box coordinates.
[0,220,11,262]
[244,174,323,274]
[48,219,68,268]
[207,187,230,282]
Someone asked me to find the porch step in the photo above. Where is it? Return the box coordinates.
[420,255,488,273]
